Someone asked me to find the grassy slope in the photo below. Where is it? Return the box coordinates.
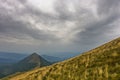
[2,37,120,80]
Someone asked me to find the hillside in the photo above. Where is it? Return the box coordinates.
[3,37,120,80]
[0,53,50,79]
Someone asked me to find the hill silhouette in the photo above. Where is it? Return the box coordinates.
[0,53,50,78]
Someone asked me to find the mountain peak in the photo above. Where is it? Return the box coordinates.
[19,53,50,66]
[32,52,38,55]
[0,53,51,78]
[31,53,39,56]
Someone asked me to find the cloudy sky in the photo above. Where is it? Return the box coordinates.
[0,0,120,55]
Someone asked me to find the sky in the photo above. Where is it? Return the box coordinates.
[0,0,120,55]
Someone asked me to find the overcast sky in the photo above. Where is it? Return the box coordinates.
[0,0,120,55]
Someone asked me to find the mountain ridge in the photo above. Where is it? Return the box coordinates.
[2,37,120,80]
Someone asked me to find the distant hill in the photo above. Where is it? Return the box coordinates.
[0,51,79,64]
[0,53,51,78]
[41,55,63,63]
[0,58,15,64]
[3,37,120,80]
[0,52,27,63]
[0,52,27,72]
[14,53,51,71]
[44,52,82,60]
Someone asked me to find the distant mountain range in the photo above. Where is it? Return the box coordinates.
[0,51,78,64]
[41,55,63,63]
[0,52,77,78]
[0,58,15,64]
[3,37,120,80]
[0,52,27,60]
[0,52,27,64]
[0,53,51,78]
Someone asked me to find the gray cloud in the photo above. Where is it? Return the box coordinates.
[0,0,120,53]
[0,16,58,41]
[72,0,120,49]
[97,0,120,16]
[75,15,120,43]
[0,0,59,41]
